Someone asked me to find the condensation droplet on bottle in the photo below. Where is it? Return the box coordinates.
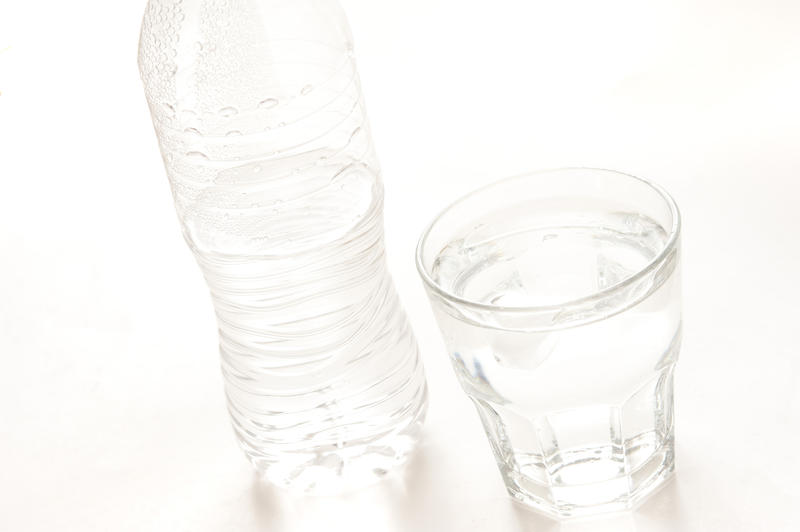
[184,127,201,136]
[226,130,242,137]
[162,103,176,118]
[219,106,238,118]
[300,84,313,95]
[278,122,286,128]
[253,165,262,173]
[194,41,203,52]
[258,98,279,109]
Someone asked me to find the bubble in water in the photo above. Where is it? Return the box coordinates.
[194,41,203,52]
[184,127,201,136]
[253,165,262,173]
[300,84,313,95]
[219,106,238,118]
[162,103,176,118]
[258,98,279,109]
[278,122,286,128]
[226,130,243,136]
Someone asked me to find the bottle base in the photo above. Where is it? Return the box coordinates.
[242,405,427,495]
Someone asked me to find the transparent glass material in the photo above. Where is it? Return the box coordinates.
[138,0,427,493]
[417,169,681,518]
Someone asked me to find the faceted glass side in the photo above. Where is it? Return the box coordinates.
[470,362,676,518]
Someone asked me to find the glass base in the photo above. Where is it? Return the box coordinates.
[504,433,675,519]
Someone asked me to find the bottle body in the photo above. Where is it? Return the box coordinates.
[138,0,427,492]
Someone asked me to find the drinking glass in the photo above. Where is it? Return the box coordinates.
[416,168,681,518]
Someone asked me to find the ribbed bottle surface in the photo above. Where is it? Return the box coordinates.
[138,0,427,492]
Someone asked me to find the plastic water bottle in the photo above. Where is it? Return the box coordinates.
[138,0,427,493]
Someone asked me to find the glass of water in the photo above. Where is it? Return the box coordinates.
[416,168,681,518]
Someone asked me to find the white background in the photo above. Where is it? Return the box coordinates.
[1,1,799,530]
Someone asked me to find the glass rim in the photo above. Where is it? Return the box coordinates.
[415,167,681,314]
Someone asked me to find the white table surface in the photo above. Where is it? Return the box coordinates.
[1,1,799,530]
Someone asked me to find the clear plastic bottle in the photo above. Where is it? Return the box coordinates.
[138,0,427,493]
